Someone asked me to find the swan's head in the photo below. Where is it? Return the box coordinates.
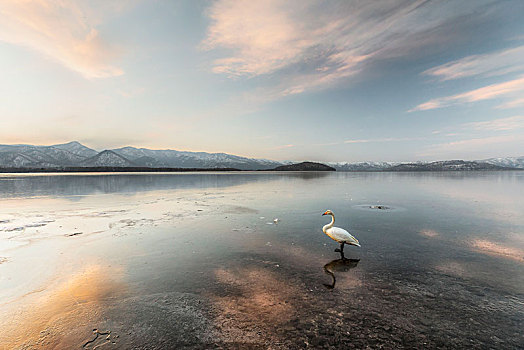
[322,210,334,216]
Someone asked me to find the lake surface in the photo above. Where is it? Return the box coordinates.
[0,171,523,349]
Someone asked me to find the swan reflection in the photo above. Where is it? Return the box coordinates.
[323,252,360,289]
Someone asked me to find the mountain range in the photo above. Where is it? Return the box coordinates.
[0,141,283,170]
[0,141,522,171]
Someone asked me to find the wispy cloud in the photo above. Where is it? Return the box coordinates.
[419,134,524,158]
[423,45,524,81]
[466,115,524,131]
[203,0,494,102]
[344,137,423,144]
[0,0,127,79]
[496,97,524,109]
[413,44,524,112]
[409,75,524,112]
[272,144,295,150]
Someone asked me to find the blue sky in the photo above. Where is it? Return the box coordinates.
[0,0,523,162]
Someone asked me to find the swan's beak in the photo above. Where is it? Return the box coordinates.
[322,212,327,216]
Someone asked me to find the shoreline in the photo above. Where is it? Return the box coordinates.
[0,167,521,174]
[0,167,243,173]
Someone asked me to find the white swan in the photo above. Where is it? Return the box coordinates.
[322,210,360,252]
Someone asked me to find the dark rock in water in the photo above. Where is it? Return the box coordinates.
[67,232,83,237]
[272,162,336,171]
[370,205,390,210]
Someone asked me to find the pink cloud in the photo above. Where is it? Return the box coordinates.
[496,97,524,109]
[272,144,295,150]
[410,75,524,112]
[344,137,423,144]
[419,134,524,158]
[202,0,486,101]
[0,0,127,79]
[466,115,524,131]
[423,45,524,81]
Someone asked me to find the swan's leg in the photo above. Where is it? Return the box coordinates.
[334,242,345,253]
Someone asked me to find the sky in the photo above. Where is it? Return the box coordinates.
[0,0,523,162]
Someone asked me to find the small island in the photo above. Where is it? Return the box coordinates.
[272,161,336,171]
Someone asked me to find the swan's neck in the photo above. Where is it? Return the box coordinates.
[323,214,335,232]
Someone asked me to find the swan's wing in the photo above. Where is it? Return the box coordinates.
[327,227,361,247]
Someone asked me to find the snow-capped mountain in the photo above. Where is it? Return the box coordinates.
[0,141,97,167]
[0,142,283,170]
[328,161,399,171]
[330,158,523,171]
[388,160,509,171]
[0,141,522,171]
[481,157,524,169]
[80,150,137,167]
[0,152,38,168]
[111,146,282,170]
[53,141,98,158]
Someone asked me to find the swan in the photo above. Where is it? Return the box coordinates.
[322,210,360,252]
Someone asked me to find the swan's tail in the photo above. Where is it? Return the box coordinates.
[347,237,361,247]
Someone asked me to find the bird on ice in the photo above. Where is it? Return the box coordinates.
[322,210,360,253]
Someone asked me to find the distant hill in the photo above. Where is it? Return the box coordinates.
[273,161,336,171]
[52,141,98,158]
[0,141,96,167]
[328,161,398,171]
[80,150,137,167]
[0,141,522,171]
[481,156,524,169]
[111,146,282,170]
[388,160,510,171]
[0,141,283,170]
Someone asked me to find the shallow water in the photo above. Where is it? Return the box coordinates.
[0,171,523,349]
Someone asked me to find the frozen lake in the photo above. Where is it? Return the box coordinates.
[0,171,523,348]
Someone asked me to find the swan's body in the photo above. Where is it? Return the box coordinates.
[322,210,360,252]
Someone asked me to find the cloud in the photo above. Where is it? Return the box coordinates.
[413,44,524,112]
[0,0,125,79]
[272,144,294,150]
[409,75,524,111]
[344,137,423,144]
[423,45,524,81]
[466,115,524,131]
[496,97,524,109]
[419,134,524,158]
[203,0,495,101]
[436,135,521,148]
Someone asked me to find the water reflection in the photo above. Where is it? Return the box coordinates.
[470,238,524,263]
[323,252,360,289]
[0,265,125,349]
[0,172,281,199]
[0,171,523,348]
[278,171,331,180]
